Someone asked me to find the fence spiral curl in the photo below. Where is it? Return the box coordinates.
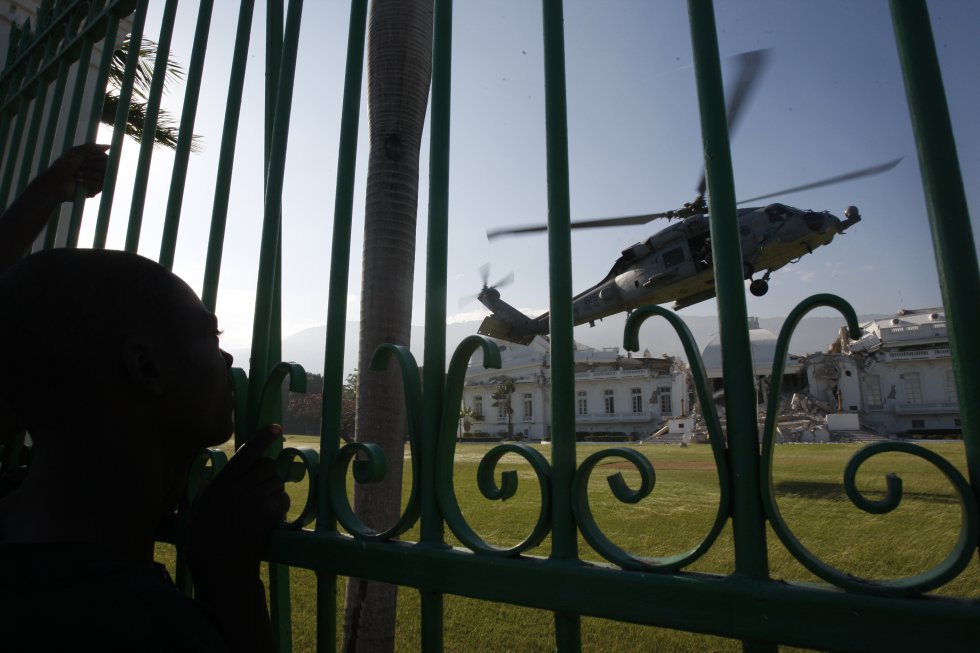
[436,336,553,555]
[760,294,979,595]
[572,447,664,570]
[578,306,732,571]
[276,446,319,529]
[328,344,422,540]
[184,447,228,504]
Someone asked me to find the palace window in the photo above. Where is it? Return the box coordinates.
[903,372,922,404]
[604,389,615,414]
[946,369,958,403]
[523,393,533,421]
[660,390,672,417]
[631,388,643,413]
[577,391,588,415]
[862,374,882,409]
[474,395,483,418]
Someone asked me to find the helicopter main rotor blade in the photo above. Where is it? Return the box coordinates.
[695,49,772,198]
[736,158,903,205]
[487,211,674,240]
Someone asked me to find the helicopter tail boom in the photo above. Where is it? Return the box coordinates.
[475,285,549,345]
[477,314,540,346]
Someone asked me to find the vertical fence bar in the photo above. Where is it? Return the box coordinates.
[245,2,303,651]
[10,93,41,196]
[419,0,453,648]
[540,0,581,650]
[92,0,149,249]
[124,0,179,253]
[33,24,74,172]
[201,0,256,310]
[262,0,284,423]
[159,0,214,269]
[266,0,284,387]
[11,0,60,199]
[889,0,980,517]
[0,28,37,207]
[64,3,110,247]
[181,0,257,596]
[0,26,24,153]
[0,94,31,204]
[265,0,283,165]
[39,27,76,250]
[0,21,30,193]
[316,1,369,650]
[687,1,772,652]
[12,39,59,199]
[262,2,289,645]
[11,90,43,197]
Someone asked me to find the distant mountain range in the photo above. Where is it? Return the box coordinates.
[229,312,890,376]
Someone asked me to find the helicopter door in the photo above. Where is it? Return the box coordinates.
[688,234,712,271]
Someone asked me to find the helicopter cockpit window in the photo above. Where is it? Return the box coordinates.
[663,247,685,268]
[765,203,793,222]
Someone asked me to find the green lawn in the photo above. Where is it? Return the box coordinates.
[159,440,979,651]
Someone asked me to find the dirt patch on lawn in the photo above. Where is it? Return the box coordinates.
[595,460,717,472]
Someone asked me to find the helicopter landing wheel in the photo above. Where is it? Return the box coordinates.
[749,279,769,297]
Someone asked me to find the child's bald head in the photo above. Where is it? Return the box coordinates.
[0,249,203,432]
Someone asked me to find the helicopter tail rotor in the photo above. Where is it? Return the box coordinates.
[459,264,514,307]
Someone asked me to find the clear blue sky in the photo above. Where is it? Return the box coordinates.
[83,0,979,358]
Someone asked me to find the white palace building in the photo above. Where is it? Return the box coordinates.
[461,337,689,441]
[804,307,960,436]
[461,307,961,441]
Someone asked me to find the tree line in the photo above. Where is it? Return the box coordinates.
[281,371,357,442]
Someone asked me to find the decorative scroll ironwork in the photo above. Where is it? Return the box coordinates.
[329,343,422,540]
[437,335,553,556]
[563,305,732,572]
[760,294,979,595]
[277,446,319,530]
[2,1,979,651]
[184,447,228,505]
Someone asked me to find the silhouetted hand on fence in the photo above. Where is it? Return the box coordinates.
[38,143,110,201]
[186,424,289,653]
[187,424,290,577]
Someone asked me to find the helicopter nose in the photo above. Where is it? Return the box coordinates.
[803,212,826,232]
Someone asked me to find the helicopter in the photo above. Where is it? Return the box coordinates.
[473,50,901,346]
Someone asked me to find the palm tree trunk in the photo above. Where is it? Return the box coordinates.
[344,1,433,651]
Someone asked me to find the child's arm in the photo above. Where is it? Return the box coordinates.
[0,144,109,273]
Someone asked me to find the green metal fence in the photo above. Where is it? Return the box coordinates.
[1,1,979,651]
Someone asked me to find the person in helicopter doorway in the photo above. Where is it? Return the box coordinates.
[694,235,712,271]
[0,147,289,652]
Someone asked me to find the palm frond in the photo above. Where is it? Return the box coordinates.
[108,36,186,99]
[103,36,203,152]
[101,93,204,153]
